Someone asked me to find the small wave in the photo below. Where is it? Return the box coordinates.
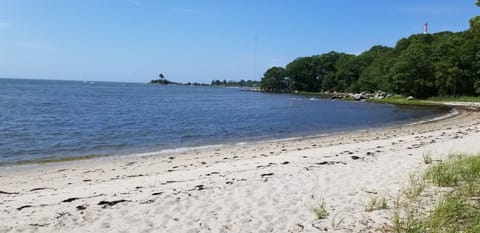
[407,108,459,126]
[0,154,106,167]
[123,144,226,158]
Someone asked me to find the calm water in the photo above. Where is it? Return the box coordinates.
[0,78,448,164]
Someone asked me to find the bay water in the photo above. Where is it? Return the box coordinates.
[0,78,448,164]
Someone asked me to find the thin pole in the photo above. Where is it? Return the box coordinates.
[254,34,257,80]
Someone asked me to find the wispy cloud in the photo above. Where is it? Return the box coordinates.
[395,4,463,15]
[0,22,11,29]
[169,7,209,16]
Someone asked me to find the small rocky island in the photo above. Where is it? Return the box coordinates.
[149,74,174,85]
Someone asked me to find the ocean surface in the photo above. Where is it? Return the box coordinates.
[0,78,448,165]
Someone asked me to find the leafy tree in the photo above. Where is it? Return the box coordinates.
[211,79,260,87]
[285,56,319,92]
[358,54,394,92]
[388,43,435,97]
[356,45,394,92]
[260,67,289,92]
[334,54,360,92]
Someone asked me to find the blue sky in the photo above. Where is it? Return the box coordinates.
[0,0,478,83]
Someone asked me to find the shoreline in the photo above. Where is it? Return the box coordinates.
[1,109,480,232]
[0,104,454,169]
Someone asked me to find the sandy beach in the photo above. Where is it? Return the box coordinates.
[1,108,480,233]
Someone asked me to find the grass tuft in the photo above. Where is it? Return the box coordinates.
[330,213,345,230]
[392,154,480,233]
[365,195,388,212]
[422,153,433,165]
[312,199,329,220]
[401,173,426,201]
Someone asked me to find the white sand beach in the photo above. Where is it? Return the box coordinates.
[1,109,480,233]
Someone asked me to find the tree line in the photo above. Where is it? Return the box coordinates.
[150,75,260,87]
[260,2,480,98]
[211,79,260,87]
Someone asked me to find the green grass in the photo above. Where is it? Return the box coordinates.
[422,153,433,165]
[425,155,480,187]
[367,97,442,106]
[365,195,388,212]
[296,91,331,97]
[392,154,480,233]
[312,199,329,220]
[401,173,426,201]
[429,96,480,102]
[294,92,480,106]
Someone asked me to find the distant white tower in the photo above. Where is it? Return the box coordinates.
[423,22,428,34]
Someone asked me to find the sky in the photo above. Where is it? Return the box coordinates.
[0,0,478,83]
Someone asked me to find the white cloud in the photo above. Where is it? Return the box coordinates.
[0,22,11,29]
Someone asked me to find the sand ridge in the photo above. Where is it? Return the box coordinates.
[1,110,480,232]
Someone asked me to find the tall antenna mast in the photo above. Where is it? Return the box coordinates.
[423,22,428,34]
[254,34,257,80]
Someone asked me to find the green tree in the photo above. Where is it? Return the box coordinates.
[388,43,435,97]
[358,55,394,92]
[334,54,360,92]
[260,4,480,98]
[285,56,319,92]
[356,45,394,92]
[260,67,289,92]
[316,52,344,91]
[432,33,470,96]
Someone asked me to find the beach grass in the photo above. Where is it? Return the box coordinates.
[392,154,480,233]
[365,195,388,212]
[428,96,480,103]
[312,199,329,220]
[367,97,442,106]
[422,153,433,165]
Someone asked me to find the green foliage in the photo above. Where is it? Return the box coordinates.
[211,79,259,87]
[365,195,388,212]
[259,67,289,92]
[285,52,345,92]
[401,173,426,201]
[393,154,480,233]
[429,95,480,102]
[425,155,480,187]
[388,42,436,98]
[312,199,329,220]
[422,153,433,164]
[260,7,480,99]
[367,97,441,106]
[150,73,174,85]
